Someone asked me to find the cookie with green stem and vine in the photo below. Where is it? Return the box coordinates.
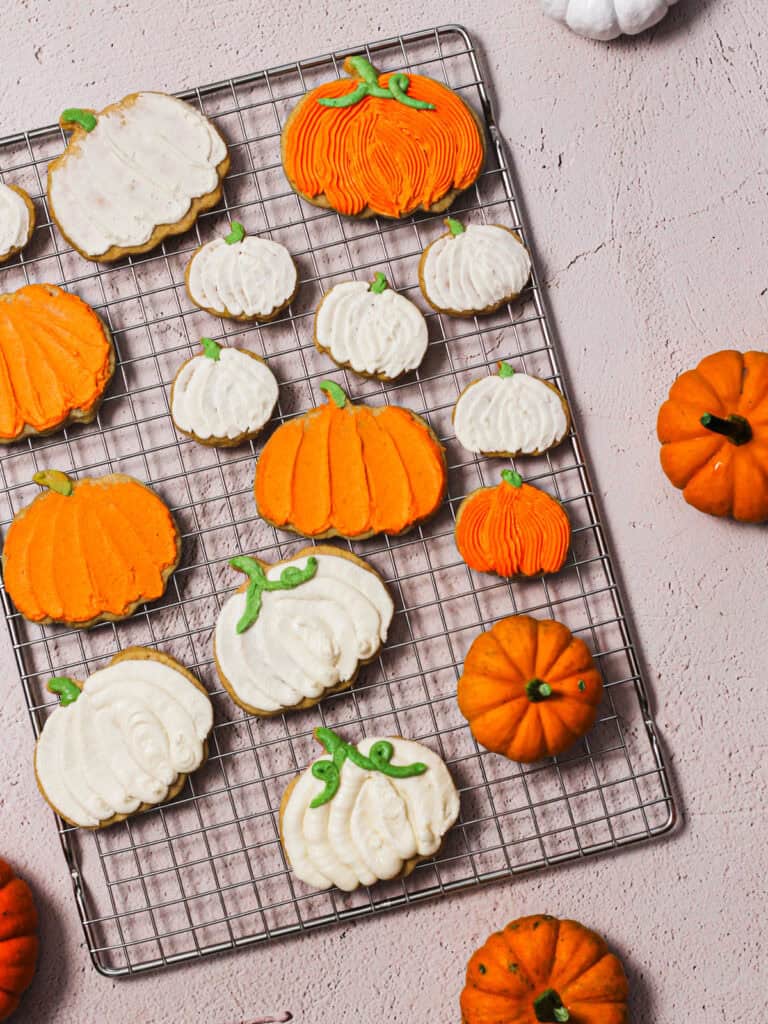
[213,545,394,716]
[313,270,428,381]
[418,218,532,317]
[279,726,460,891]
[280,55,486,219]
[169,337,279,448]
[185,220,299,322]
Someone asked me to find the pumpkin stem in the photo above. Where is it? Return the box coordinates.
[498,361,515,378]
[229,554,318,633]
[48,677,81,706]
[526,678,553,702]
[61,108,97,132]
[319,379,347,408]
[318,56,435,111]
[370,271,389,294]
[533,988,570,1022]
[224,220,245,245]
[33,470,73,496]
[446,217,465,236]
[201,337,222,361]
[501,469,523,488]
[700,412,752,446]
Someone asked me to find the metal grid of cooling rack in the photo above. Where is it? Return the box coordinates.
[0,25,675,977]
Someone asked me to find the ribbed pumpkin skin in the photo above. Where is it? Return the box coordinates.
[457,615,603,763]
[461,915,628,1024]
[657,349,768,521]
[0,860,38,1021]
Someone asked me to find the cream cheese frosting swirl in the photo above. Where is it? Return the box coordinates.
[0,184,31,258]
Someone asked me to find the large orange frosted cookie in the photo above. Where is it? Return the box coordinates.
[281,55,485,219]
[254,380,446,538]
[2,471,181,628]
[0,284,114,443]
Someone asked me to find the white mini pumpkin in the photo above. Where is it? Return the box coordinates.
[541,0,678,40]
[280,727,460,891]
[34,648,213,829]
[170,338,279,446]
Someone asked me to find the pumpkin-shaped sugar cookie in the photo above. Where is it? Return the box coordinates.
[458,615,603,763]
[456,470,570,578]
[281,55,485,219]
[2,471,180,627]
[314,272,428,380]
[453,361,570,457]
[254,380,446,539]
[419,219,531,316]
[0,859,38,1022]
[34,648,213,828]
[657,349,768,522]
[0,284,114,443]
[0,183,35,263]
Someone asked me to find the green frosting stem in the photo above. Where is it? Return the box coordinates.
[370,272,389,294]
[446,217,465,236]
[317,55,435,111]
[48,677,81,706]
[230,555,318,633]
[61,108,97,132]
[501,469,523,489]
[225,220,246,244]
[498,361,515,378]
[533,988,570,1022]
[319,380,347,408]
[201,337,222,361]
[310,727,427,809]
[33,470,74,496]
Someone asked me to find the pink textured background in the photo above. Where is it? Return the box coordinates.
[1,1,766,1021]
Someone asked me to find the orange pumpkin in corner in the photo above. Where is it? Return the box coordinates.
[0,859,38,1021]
[657,349,768,521]
[461,914,628,1024]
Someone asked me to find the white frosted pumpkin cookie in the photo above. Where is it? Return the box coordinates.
[214,546,394,716]
[0,184,34,263]
[279,727,460,891]
[34,647,213,829]
[453,361,570,457]
[185,220,298,322]
[170,338,278,447]
[314,271,428,380]
[419,218,531,316]
[47,94,229,262]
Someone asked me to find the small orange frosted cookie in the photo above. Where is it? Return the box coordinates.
[0,283,114,444]
[2,471,181,628]
[455,469,570,578]
[254,380,446,538]
[281,55,485,219]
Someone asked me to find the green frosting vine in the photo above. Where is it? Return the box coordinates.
[319,379,347,408]
[225,220,246,244]
[230,555,318,633]
[201,337,222,361]
[318,56,435,111]
[61,108,97,132]
[48,677,81,706]
[310,727,428,808]
[369,271,389,294]
[498,361,515,378]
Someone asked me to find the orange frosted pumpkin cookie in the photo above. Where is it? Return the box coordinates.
[457,615,603,763]
[456,469,570,578]
[2,470,181,628]
[0,283,114,444]
[281,55,485,219]
[254,380,446,539]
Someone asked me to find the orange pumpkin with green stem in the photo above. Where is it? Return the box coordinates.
[458,615,603,763]
[254,380,446,538]
[657,349,768,521]
[2,470,181,627]
[0,859,38,1022]
[461,914,628,1024]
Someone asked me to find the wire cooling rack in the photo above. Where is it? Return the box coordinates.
[0,25,675,977]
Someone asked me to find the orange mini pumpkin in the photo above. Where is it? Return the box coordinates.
[0,283,114,443]
[657,349,768,521]
[461,914,628,1024]
[255,380,446,539]
[455,469,571,577]
[281,55,485,219]
[0,859,38,1022]
[2,470,181,627]
[458,615,603,763]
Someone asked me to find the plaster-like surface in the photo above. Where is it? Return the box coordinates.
[1,1,766,1021]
